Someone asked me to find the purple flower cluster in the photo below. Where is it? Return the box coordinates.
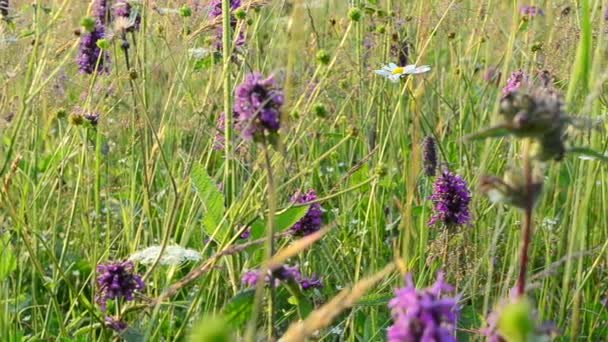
[96,261,144,311]
[502,70,528,95]
[519,6,543,17]
[290,189,323,237]
[114,0,141,31]
[241,265,322,291]
[78,0,112,75]
[78,25,109,75]
[209,0,245,51]
[387,273,459,342]
[234,73,284,142]
[429,170,471,227]
[94,0,109,23]
[105,316,128,332]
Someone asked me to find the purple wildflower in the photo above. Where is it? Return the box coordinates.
[209,0,245,51]
[78,24,109,75]
[299,274,323,290]
[209,0,241,18]
[502,70,528,95]
[105,316,128,332]
[234,73,284,142]
[241,270,261,287]
[96,261,144,311]
[239,226,251,239]
[483,306,505,342]
[241,265,322,291]
[387,272,459,342]
[94,0,110,23]
[290,189,323,237]
[429,170,472,227]
[114,0,141,31]
[519,6,543,17]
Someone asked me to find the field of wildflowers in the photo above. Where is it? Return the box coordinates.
[1,0,608,341]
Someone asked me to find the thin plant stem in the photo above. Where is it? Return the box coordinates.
[245,144,277,341]
[517,142,534,297]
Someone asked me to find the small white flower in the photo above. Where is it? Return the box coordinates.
[130,245,202,266]
[189,47,211,60]
[374,63,431,82]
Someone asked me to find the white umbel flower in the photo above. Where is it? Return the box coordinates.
[188,47,211,60]
[129,245,202,265]
[374,63,431,82]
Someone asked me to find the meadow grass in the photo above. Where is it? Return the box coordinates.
[0,0,607,341]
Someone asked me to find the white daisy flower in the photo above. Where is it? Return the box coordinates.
[374,63,431,82]
[129,245,202,266]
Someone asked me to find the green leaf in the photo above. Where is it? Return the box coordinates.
[0,236,16,281]
[284,280,313,319]
[354,293,392,307]
[568,146,608,162]
[222,289,255,329]
[191,164,227,241]
[464,125,511,141]
[188,315,232,342]
[250,205,311,239]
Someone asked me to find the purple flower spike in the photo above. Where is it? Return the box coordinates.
[387,272,459,342]
[429,170,472,227]
[96,261,144,311]
[502,70,529,95]
[94,0,109,23]
[290,189,323,237]
[78,24,110,75]
[519,5,543,17]
[209,0,245,51]
[234,73,284,142]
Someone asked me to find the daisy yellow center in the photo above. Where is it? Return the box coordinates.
[392,67,404,75]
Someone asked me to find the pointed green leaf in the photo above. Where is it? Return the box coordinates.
[191,164,227,241]
[188,315,231,342]
[0,236,16,281]
[222,289,255,329]
[250,205,311,239]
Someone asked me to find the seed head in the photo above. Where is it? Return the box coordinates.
[422,136,438,177]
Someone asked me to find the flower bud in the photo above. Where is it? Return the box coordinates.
[80,16,96,32]
[348,7,363,22]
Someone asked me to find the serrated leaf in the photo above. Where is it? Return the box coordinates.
[222,289,255,329]
[568,146,608,162]
[191,164,227,241]
[250,205,311,239]
[464,125,511,141]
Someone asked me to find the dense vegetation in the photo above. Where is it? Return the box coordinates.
[0,0,607,341]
